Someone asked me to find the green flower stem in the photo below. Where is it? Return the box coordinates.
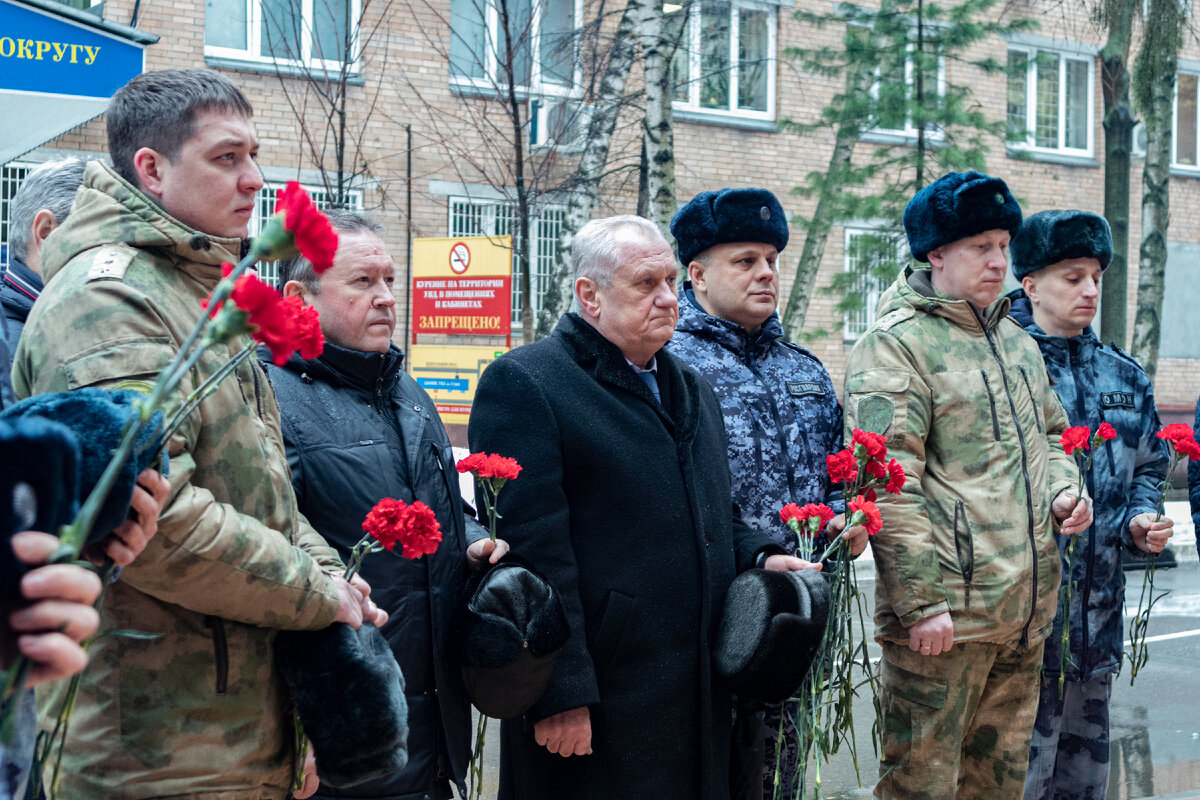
[1128,451,1183,683]
[161,345,254,439]
[341,534,379,585]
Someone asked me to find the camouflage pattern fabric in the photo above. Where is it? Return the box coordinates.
[876,641,1043,800]
[12,161,344,800]
[843,267,1078,648]
[667,284,843,553]
[1009,291,1165,681]
[1023,673,1113,800]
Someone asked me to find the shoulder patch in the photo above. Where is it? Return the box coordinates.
[1100,391,1136,410]
[874,308,915,332]
[86,246,135,283]
[858,394,895,436]
[786,380,827,398]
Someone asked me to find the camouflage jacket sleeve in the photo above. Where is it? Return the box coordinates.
[15,280,341,630]
[844,330,948,627]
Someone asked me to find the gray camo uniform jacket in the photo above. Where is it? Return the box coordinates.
[1008,290,1167,679]
[666,283,843,553]
[843,267,1078,647]
[12,161,344,800]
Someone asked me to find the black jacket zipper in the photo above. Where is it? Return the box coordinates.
[980,370,1001,441]
[205,615,229,694]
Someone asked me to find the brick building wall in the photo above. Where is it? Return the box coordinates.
[16,0,1200,411]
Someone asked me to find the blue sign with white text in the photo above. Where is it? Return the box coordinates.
[417,377,470,392]
[0,0,145,98]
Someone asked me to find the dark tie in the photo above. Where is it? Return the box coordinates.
[636,370,661,403]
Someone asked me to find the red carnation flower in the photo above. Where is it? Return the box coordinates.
[398,501,442,559]
[479,453,522,480]
[847,494,882,536]
[1097,422,1117,442]
[282,295,324,360]
[456,452,487,474]
[864,459,888,481]
[1157,423,1200,460]
[275,182,339,273]
[885,459,906,494]
[799,503,836,527]
[1171,435,1200,461]
[225,266,296,365]
[780,503,804,526]
[826,449,858,484]
[362,497,407,551]
[1061,426,1092,456]
[851,429,888,460]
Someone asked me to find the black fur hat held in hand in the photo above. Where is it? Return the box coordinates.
[454,554,570,720]
[1009,209,1114,281]
[715,568,831,704]
[903,171,1022,262]
[671,187,790,267]
[2,388,167,542]
[274,622,409,789]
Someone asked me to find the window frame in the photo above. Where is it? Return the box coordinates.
[868,41,947,141]
[203,0,363,72]
[1173,68,1200,171]
[253,181,363,286]
[1006,43,1095,158]
[449,0,585,99]
[671,0,778,122]
[842,227,901,341]
[446,195,565,326]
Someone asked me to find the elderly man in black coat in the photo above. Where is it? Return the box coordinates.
[468,215,819,800]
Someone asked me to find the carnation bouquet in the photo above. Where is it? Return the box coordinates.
[1127,423,1200,682]
[773,429,905,800]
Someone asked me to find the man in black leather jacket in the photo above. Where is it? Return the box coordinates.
[265,209,506,800]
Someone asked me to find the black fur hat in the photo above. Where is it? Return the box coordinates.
[2,388,167,541]
[274,622,409,788]
[671,187,790,267]
[903,171,1022,262]
[715,568,831,704]
[1010,209,1114,281]
[454,554,570,720]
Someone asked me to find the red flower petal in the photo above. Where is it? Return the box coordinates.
[1061,426,1092,456]
[275,182,339,273]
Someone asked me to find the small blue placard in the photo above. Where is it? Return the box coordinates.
[417,377,469,392]
[0,0,146,99]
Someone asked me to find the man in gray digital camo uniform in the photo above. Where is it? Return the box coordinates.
[842,171,1093,800]
[13,69,384,800]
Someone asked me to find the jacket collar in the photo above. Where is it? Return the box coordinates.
[41,162,245,289]
[280,340,406,395]
[552,312,699,438]
[884,265,1011,335]
[1006,288,1100,364]
[0,258,42,318]
[674,281,783,358]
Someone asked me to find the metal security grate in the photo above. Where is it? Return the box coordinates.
[255,182,361,286]
[1,163,35,270]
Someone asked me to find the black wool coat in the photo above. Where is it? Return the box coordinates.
[265,342,487,800]
[468,313,778,800]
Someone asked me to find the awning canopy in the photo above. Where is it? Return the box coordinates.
[0,0,157,165]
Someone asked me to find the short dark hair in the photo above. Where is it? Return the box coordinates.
[107,69,254,188]
[276,208,384,294]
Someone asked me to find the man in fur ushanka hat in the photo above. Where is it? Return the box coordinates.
[1006,209,1172,800]
[843,172,1094,800]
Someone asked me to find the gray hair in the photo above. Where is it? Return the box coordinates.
[276,208,384,293]
[8,157,88,264]
[572,215,668,288]
[108,69,254,188]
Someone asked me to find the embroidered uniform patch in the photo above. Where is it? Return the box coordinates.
[87,247,134,282]
[110,379,154,395]
[786,381,825,398]
[858,394,895,436]
[1100,391,1135,409]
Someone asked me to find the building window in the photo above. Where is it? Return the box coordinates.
[1007,46,1093,155]
[670,0,777,120]
[448,197,564,325]
[254,182,362,285]
[204,0,361,69]
[842,228,900,340]
[1175,71,1200,168]
[450,0,582,96]
[1,163,34,270]
[871,43,946,139]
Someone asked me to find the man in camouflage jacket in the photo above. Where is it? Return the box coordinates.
[1007,210,1171,800]
[12,70,380,800]
[666,188,864,799]
[843,172,1091,800]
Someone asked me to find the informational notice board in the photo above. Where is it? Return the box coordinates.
[408,344,506,423]
[411,236,512,340]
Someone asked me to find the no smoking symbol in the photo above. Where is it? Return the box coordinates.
[449,242,471,274]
